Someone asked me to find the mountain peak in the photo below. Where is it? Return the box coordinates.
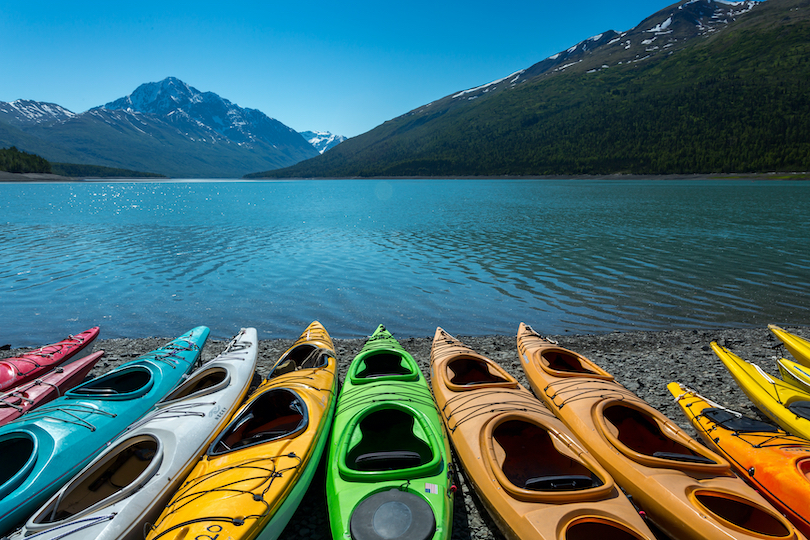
[105,77,207,115]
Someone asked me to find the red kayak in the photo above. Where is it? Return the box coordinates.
[0,350,104,426]
[0,326,100,391]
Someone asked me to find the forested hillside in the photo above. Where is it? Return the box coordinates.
[251,0,810,178]
[0,147,51,174]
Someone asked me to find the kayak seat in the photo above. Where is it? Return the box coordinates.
[447,357,509,386]
[47,438,158,522]
[161,367,229,403]
[354,451,423,469]
[701,408,779,433]
[651,451,716,464]
[356,353,411,378]
[212,389,307,454]
[494,419,601,492]
[524,475,596,491]
[788,401,810,421]
[273,360,296,376]
[603,404,715,464]
[348,409,432,471]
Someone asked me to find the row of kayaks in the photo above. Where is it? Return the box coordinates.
[0,323,809,540]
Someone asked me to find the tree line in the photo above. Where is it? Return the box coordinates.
[0,146,52,174]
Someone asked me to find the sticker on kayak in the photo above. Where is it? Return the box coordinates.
[522,353,528,364]
[425,483,438,495]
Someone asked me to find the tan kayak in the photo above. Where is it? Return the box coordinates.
[429,327,656,540]
[516,322,803,540]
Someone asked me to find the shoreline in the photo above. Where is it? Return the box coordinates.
[3,170,810,182]
[5,325,808,540]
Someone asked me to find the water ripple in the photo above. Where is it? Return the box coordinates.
[1,179,809,344]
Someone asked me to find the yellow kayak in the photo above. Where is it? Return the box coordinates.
[713,341,810,440]
[145,321,338,540]
[778,357,810,393]
[770,325,810,367]
[517,323,802,540]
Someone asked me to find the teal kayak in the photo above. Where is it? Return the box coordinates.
[0,326,209,537]
[326,325,453,540]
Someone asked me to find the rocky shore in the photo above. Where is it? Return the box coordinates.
[5,325,809,539]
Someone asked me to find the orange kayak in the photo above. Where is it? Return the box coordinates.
[669,382,810,537]
[430,328,655,540]
[516,322,803,540]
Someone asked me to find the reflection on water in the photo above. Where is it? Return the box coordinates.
[1,179,808,345]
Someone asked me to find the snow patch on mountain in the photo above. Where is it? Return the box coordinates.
[0,100,75,127]
[452,69,527,99]
[300,131,347,153]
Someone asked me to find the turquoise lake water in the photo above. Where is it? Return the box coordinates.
[1,178,808,346]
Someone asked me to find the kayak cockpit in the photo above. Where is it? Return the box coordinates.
[349,350,419,384]
[269,344,330,378]
[356,352,411,379]
[596,400,728,472]
[787,401,810,421]
[209,388,307,455]
[444,355,517,391]
[67,366,154,400]
[533,348,613,380]
[30,435,161,525]
[483,416,613,502]
[564,518,652,540]
[339,405,443,480]
[701,408,780,433]
[0,432,37,500]
[690,490,793,538]
[160,366,229,404]
[348,408,432,471]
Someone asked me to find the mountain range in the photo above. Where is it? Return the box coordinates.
[252,0,810,178]
[0,78,343,178]
[4,0,809,178]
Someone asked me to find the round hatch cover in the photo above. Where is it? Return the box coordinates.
[350,489,435,540]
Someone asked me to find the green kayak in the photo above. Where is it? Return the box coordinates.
[326,325,453,540]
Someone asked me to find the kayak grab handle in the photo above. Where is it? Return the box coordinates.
[524,474,599,491]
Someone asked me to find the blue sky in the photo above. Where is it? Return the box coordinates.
[2,0,678,138]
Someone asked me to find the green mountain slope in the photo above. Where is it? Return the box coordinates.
[252,0,810,178]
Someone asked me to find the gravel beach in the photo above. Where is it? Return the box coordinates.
[5,324,809,539]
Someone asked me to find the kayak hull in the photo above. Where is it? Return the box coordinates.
[146,321,337,540]
[0,350,104,426]
[430,327,655,540]
[669,382,810,537]
[10,328,258,540]
[0,326,209,537]
[713,342,810,440]
[770,325,810,367]
[0,327,100,392]
[517,323,802,540]
[327,325,453,540]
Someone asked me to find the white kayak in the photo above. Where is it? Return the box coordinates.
[7,328,259,540]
